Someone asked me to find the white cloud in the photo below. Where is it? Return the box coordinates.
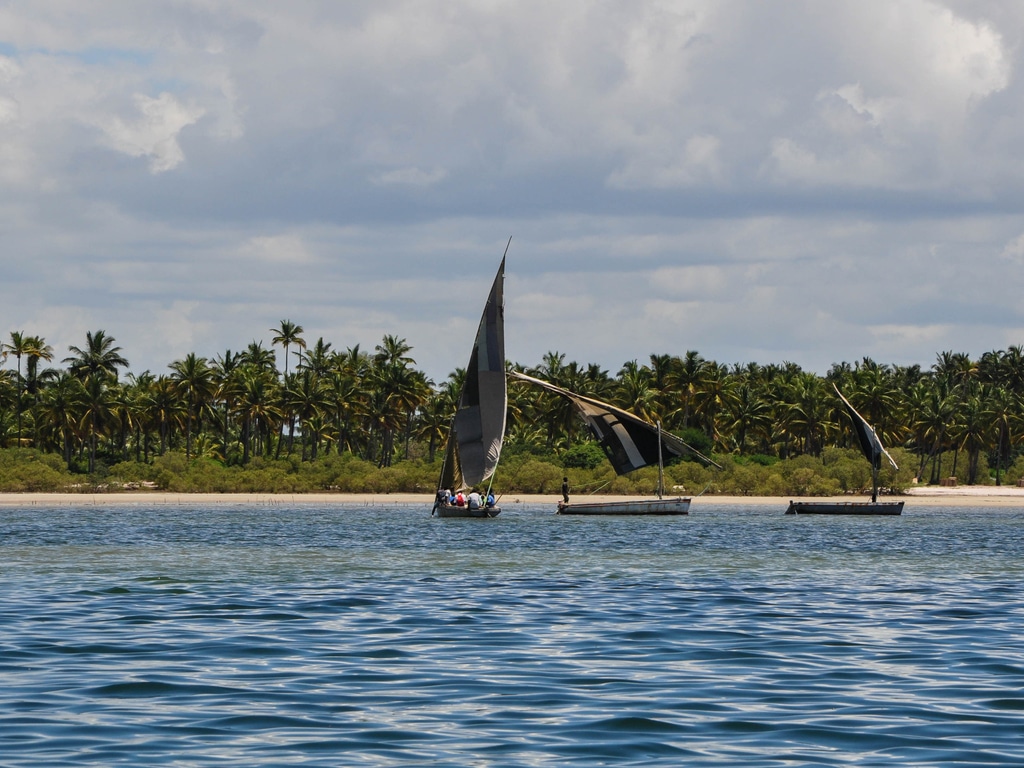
[96,92,204,172]
[237,234,317,265]
[649,265,728,298]
[868,323,953,347]
[0,55,20,84]
[608,134,723,189]
[2,1,1024,384]
[999,233,1024,264]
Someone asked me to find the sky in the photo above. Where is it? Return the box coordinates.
[3,0,1024,385]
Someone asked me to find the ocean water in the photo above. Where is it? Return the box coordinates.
[1,500,1023,767]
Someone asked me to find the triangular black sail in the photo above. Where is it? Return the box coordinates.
[510,371,721,473]
[833,384,898,470]
[436,252,507,494]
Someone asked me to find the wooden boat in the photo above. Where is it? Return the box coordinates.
[510,372,720,515]
[557,497,690,515]
[432,244,508,518]
[786,385,904,516]
[785,499,904,515]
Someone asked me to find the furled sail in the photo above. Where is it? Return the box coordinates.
[439,255,507,491]
[834,385,898,470]
[510,371,721,473]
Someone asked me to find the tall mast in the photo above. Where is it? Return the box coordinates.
[657,421,664,499]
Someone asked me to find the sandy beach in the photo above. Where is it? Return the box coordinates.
[2,486,1024,508]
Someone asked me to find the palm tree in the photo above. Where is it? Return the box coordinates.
[271,319,305,377]
[518,357,579,450]
[933,350,978,391]
[984,385,1019,485]
[19,336,56,449]
[724,382,772,454]
[149,376,186,455]
[37,373,85,469]
[78,374,113,473]
[781,372,832,457]
[367,353,425,467]
[286,369,331,460]
[23,336,54,389]
[665,350,707,429]
[415,384,455,462]
[0,370,16,448]
[5,331,30,444]
[399,368,433,460]
[124,372,156,462]
[234,367,283,462]
[169,354,215,461]
[64,330,129,382]
[913,380,957,483]
[298,338,334,377]
[211,350,243,462]
[327,345,372,457]
[338,344,370,377]
[106,381,136,462]
[326,365,367,457]
[240,341,277,375]
[374,335,414,368]
[616,360,656,422]
[692,362,734,449]
[537,351,567,383]
[953,388,990,485]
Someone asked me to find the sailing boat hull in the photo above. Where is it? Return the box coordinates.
[435,504,501,518]
[785,500,904,515]
[556,497,690,515]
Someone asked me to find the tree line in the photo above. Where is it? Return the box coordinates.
[3,323,1024,489]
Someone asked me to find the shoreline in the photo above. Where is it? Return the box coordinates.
[2,486,1024,508]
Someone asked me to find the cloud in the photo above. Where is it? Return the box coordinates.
[96,92,204,172]
[237,234,317,265]
[608,134,723,189]
[1000,233,1024,264]
[370,166,448,187]
[760,2,1010,190]
[2,1,1024,386]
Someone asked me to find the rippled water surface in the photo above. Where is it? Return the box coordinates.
[2,501,1024,766]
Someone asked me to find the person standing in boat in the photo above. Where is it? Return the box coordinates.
[561,477,570,504]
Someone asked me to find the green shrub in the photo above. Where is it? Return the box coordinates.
[514,459,565,493]
[758,473,786,496]
[743,454,778,467]
[728,465,759,496]
[0,449,74,492]
[562,442,607,470]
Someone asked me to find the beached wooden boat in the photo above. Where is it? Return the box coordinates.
[557,497,691,515]
[432,244,508,519]
[511,372,720,515]
[786,385,903,516]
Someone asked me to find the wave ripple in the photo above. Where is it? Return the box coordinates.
[1,503,1023,765]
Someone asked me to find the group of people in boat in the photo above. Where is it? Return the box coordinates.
[436,488,496,510]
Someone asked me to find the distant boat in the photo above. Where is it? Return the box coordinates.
[786,385,905,516]
[510,372,721,515]
[432,246,508,518]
